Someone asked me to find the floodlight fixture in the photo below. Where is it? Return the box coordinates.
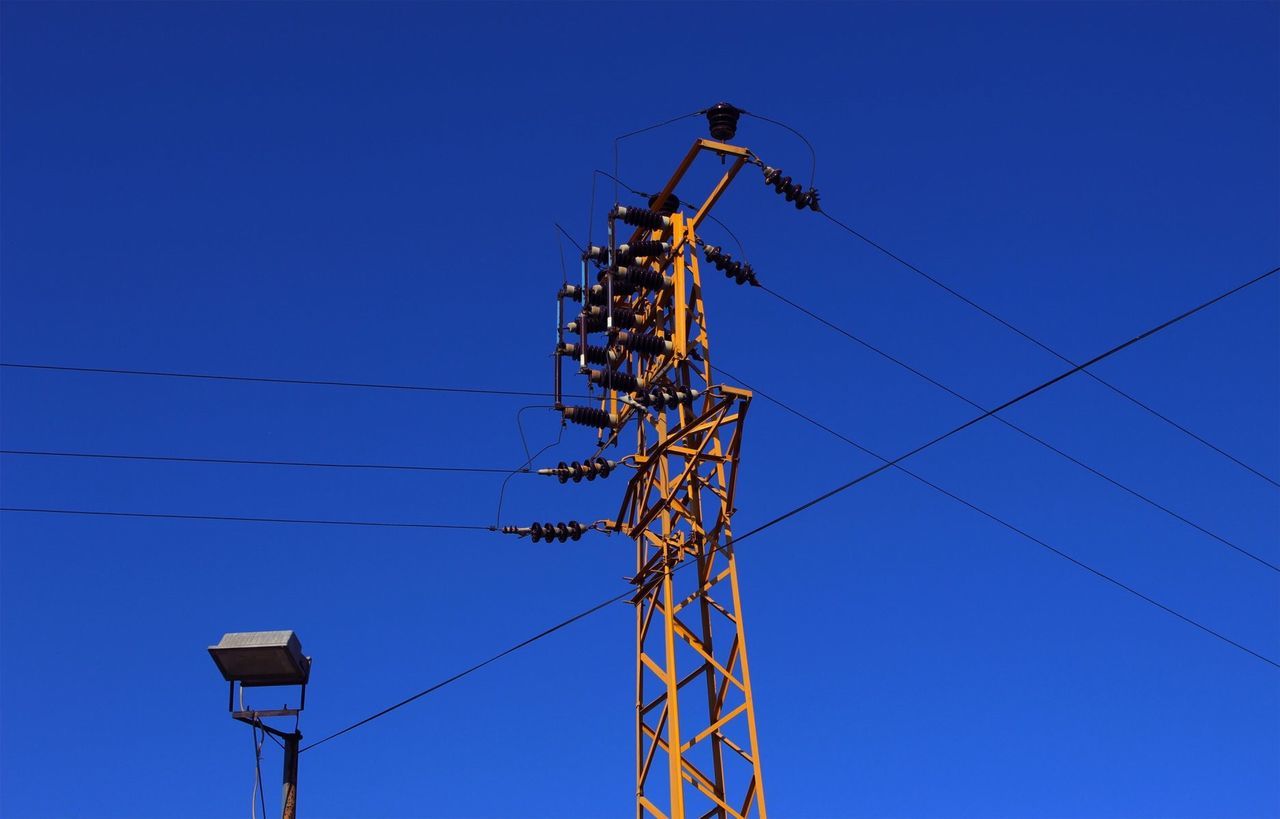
[209,630,311,687]
[208,629,309,819]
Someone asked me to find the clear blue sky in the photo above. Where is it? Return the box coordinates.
[2,2,1277,817]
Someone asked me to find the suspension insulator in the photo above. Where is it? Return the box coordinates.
[563,342,623,367]
[611,205,671,230]
[589,369,645,392]
[538,457,617,484]
[502,521,586,543]
[636,385,699,410]
[616,331,672,356]
[562,405,619,429]
[705,102,741,141]
[617,240,670,263]
[701,244,759,287]
[762,165,820,212]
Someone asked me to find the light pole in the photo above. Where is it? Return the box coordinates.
[209,630,311,819]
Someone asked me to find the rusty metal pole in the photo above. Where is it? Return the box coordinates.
[281,731,301,819]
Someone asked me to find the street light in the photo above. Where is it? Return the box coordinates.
[209,630,310,819]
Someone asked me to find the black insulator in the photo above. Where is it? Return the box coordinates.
[705,102,741,141]
[621,266,670,291]
[594,268,638,296]
[563,342,622,367]
[569,306,638,333]
[589,369,644,392]
[504,521,586,542]
[616,331,672,356]
[700,244,759,287]
[648,192,681,215]
[584,304,639,324]
[617,240,670,263]
[562,405,619,429]
[582,245,610,264]
[612,205,670,230]
[544,457,616,484]
[635,385,698,410]
[762,165,820,212]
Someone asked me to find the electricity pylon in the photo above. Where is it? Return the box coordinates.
[555,137,768,819]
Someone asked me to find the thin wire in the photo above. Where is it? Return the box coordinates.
[0,507,497,531]
[0,449,529,476]
[613,110,704,203]
[555,222,584,255]
[251,722,266,819]
[756,285,1278,572]
[818,210,1280,489]
[717,264,1280,546]
[299,589,628,753]
[740,110,817,187]
[714,366,1280,669]
[494,406,566,528]
[0,362,592,400]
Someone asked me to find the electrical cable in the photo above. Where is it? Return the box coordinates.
[818,211,1280,489]
[250,722,266,819]
[755,285,1278,572]
[0,362,592,400]
[494,406,566,528]
[298,589,629,753]
[715,264,1279,546]
[725,105,1277,487]
[612,110,705,204]
[711,363,1280,669]
[0,507,497,531]
[0,449,530,476]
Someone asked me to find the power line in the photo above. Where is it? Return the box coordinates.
[719,263,1280,547]
[0,449,529,476]
[0,507,497,531]
[721,365,1280,670]
[756,284,1278,572]
[819,210,1280,488]
[299,590,629,753]
[0,362,590,399]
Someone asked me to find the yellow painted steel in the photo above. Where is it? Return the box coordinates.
[597,141,767,819]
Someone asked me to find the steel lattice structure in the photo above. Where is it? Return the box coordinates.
[555,139,768,819]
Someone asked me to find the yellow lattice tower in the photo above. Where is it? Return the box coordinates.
[559,139,767,819]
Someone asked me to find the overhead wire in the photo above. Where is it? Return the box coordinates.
[713,364,1280,670]
[0,362,591,400]
[713,264,1279,545]
[754,284,1278,572]
[731,108,1278,488]
[0,507,498,531]
[817,211,1280,489]
[0,449,530,475]
[299,590,629,753]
